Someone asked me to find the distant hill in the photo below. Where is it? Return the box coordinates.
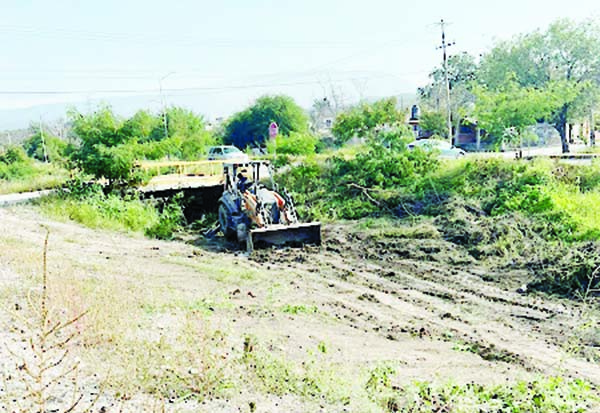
[0,128,32,145]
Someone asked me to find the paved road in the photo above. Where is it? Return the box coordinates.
[0,189,55,206]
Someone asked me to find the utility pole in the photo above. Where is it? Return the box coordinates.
[591,109,596,147]
[436,19,455,144]
[39,118,48,163]
[159,72,175,140]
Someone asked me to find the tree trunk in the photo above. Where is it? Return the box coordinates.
[556,104,570,154]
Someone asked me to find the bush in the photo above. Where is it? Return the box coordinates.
[0,145,30,165]
[145,194,186,240]
[267,132,319,156]
[40,181,160,235]
[22,132,69,163]
[277,143,439,220]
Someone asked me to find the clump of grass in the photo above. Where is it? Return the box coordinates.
[242,336,351,406]
[105,312,234,402]
[0,162,69,194]
[365,367,598,413]
[38,182,184,239]
[281,304,318,315]
[42,192,159,232]
[144,193,186,240]
[549,184,600,240]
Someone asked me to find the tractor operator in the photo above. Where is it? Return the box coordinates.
[236,170,252,192]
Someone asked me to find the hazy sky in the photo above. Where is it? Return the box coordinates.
[1,0,599,121]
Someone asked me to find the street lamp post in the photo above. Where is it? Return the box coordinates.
[159,72,176,140]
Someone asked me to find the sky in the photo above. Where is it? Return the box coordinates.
[1,0,599,129]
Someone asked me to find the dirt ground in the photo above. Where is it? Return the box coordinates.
[0,207,598,412]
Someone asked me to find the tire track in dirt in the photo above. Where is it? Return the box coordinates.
[252,230,600,386]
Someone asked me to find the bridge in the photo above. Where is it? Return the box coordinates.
[136,160,227,221]
[137,160,225,192]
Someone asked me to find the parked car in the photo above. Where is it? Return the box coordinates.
[406,139,466,159]
[207,145,250,162]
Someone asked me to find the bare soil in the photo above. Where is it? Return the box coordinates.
[0,207,598,412]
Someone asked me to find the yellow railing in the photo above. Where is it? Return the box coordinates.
[136,160,224,177]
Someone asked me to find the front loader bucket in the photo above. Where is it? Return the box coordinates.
[249,222,321,251]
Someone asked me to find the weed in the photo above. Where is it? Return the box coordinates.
[365,364,400,411]
[144,193,186,240]
[1,229,100,413]
[451,340,523,365]
[281,304,318,315]
[243,339,351,405]
[365,368,598,413]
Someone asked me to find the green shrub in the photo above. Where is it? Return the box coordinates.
[0,145,30,165]
[145,194,186,240]
[22,132,68,163]
[268,131,319,156]
[41,182,160,234]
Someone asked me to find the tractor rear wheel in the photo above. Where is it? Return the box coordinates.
[218,204,235,240]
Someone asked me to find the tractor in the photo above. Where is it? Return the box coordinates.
[217,160,321,250]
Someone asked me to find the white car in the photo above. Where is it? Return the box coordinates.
[207,145,250,162]
[407,139,466,159]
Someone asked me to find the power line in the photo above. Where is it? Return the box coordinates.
[0,24,413,50]
[0,74,398,96]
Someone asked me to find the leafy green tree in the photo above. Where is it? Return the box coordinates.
[148,107,215,159]
[151,107,207,141]
[224,95,308,148]
[478,18,600,152]
[68,106,130,182]
[419,111,447,137]
[22,130,68,163]
[120,110,161,143]
[267,131,319,156]
[69,105,125,148]
[419,52,478,104]
[473,77,568,149]
[331,97,405,145]
[69,105,215,182]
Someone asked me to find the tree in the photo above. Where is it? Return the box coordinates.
[331,97,406,145]
[68,106,129,182]
[419,111,447,137]
[22,129,68,163]
[223,95,309,148]
[120,110,161,143]
[267,131,319,156]
[478,18,600,152]
[69,105,216,182]
[473,77,567,151]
